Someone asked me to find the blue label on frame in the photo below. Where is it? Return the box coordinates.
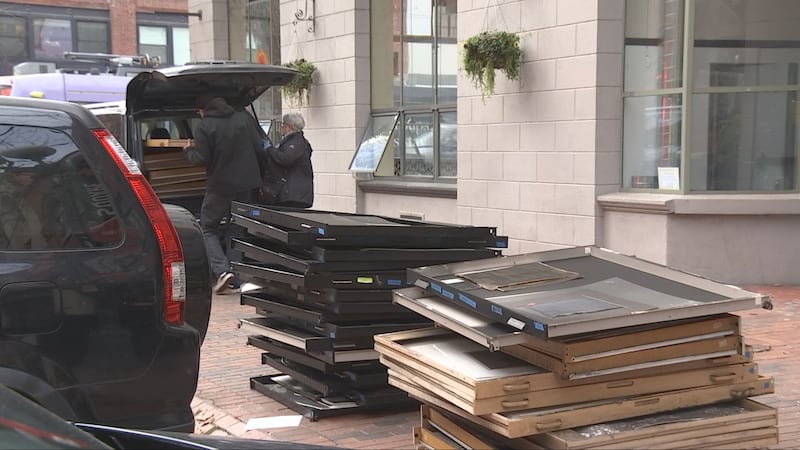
[491,305,502,315]
[252,210,260,216]
[534,322,545,331]
[317,227,325,235]
[387,279,402,286]
[458,293,477,309]
[431,283,442,293]
[442,290,454,300]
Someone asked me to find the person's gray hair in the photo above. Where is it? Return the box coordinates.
[282,112,306,132]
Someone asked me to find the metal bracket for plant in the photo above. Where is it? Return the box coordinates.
[293,0,315,33]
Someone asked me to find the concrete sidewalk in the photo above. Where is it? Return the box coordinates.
[191,284,800,449]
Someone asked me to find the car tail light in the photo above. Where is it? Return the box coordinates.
[0,86,10,96]
[92,129,187,325]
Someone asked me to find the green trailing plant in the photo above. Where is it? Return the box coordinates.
[462,31,522,99]
[282,59,316,105]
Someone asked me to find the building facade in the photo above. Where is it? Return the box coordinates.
[0,0,190,73]
[187,0,800,285]
[12,0,797,286]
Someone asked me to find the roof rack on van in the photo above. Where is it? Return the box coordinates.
[185,60,251,65]
[12,52,162,77]
[63,52,161,69]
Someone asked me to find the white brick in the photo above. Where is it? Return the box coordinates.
[521,0,557,30]
[457,206,472,225]
[471,95,504,124]
[334,173,357,196]
[459,125,488,151]
[555,121,596,152]
[576,22,598,55]
[537,26,576,60]
[535,91,576,121]
[522,60,557,92]
[537,153,574,183]
[554,184,596,216]
[557,0,598,24]
[538,213,575,244]
[503,152,538,182]
[503,210,538,241]
[457,151,472,178]
[487,181,520,210]
[502,92,538,123]
[574,216,597,245]
[574,153,596,184]
[335,35,356,59]
[556,55,597,89]
[472,152,504,180]
[520,182,555,213]
[458,179,489,207]
[520,122,556,151]
[472,207,505,230]
[575,88,596,120]
[487,123,520,152]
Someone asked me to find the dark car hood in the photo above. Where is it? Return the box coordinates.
[126,63,297,112]
[76,423,343,450]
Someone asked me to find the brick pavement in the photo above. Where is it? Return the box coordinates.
[192,284,800,449]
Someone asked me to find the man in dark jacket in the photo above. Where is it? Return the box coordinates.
[184,95,263,293]
[267,111,314,208]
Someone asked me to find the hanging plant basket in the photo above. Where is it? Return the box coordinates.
[462,31,522,99]
[282,59,317,106]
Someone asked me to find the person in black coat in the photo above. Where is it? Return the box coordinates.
[183,95,263,293]
[267,112,314,208]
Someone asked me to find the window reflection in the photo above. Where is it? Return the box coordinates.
[692,90,797,191]
[0,123,122,250]
[623,96,682,188]
[401,112,434,176]
[34,18,72,59]
[438,111,457,177]
[349,115,399,174]
[690,0,800,191]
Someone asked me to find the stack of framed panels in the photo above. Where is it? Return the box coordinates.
[414,401,777,450]
[229,203,508,420]
[143,140,206,199]
[378,246,777,446]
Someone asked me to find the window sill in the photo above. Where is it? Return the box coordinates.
[357,179,457,199]
[597,192,800,215]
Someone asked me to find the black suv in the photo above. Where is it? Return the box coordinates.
[87,63,297,216]
[0,95,209,432]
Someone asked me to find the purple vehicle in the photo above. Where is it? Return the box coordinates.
[0,72,129,104]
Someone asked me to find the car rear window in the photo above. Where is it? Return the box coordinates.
[0,124,123,250]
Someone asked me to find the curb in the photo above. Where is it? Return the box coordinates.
[191,396,272,440]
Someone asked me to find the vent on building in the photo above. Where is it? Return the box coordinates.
[399,212,424,221]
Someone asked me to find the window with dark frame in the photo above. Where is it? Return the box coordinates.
[350,0,457,181]
[76,21,109,54]
[0,6,110,74]
[623,0,800,193]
